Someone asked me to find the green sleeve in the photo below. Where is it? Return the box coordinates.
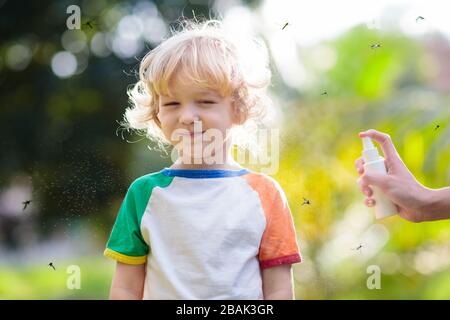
[104,181,149,264]
[103,173,174,264]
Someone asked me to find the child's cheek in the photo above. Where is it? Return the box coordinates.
[157,111,169,127]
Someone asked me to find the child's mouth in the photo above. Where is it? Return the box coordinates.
[189,131,205,137]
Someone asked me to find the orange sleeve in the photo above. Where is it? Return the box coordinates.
[243,173,302,269]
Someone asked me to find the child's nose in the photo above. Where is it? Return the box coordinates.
[179,104,199,124]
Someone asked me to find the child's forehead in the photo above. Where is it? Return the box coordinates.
[161,78,223,98]
[165,88,219,97]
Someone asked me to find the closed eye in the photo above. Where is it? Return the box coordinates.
[162,100,217,107]
[163,102,179,106]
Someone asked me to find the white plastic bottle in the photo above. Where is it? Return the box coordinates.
[361,137,398,219]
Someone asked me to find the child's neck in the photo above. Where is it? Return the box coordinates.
[170,151,243,170]
[170,160,243,170]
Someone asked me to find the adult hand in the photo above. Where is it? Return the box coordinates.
[355,129,433,222]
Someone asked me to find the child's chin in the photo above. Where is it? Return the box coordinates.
[178,149,223,162]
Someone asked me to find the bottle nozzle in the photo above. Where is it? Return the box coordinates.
[361,136,381,162]
[362,137,375,150]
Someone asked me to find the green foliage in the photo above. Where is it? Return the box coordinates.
[1,1,449,300]
[0,257,114,299]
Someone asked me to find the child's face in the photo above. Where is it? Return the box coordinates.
[157,75,238,161]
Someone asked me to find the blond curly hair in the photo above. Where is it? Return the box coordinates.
[123,18,274,152]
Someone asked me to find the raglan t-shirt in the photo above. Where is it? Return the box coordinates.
[104,168,301,299]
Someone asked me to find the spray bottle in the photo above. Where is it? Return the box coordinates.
[362,137,397,219]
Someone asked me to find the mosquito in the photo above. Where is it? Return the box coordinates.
[22,200,32,211]
[82,19,96,29]
[370,43,382,49]
[301,197,311,206]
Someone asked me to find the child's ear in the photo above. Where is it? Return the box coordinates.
[231,100,245,125]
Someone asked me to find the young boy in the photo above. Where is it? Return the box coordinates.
[104,19,302,299]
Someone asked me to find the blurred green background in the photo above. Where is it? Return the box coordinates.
[1,0,449,299]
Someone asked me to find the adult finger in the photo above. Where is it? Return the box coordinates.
[358,172,388,190]
[365,198,376,207]
[354,157,365,175]
[358,129,400,162]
